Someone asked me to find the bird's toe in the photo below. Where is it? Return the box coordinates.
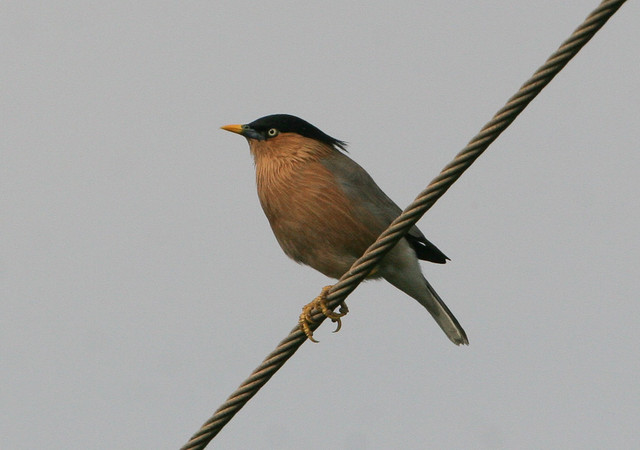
[298,285,349,342]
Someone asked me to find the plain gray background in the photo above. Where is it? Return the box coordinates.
[2,1,639,449]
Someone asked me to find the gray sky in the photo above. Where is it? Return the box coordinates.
[2,2,639,449]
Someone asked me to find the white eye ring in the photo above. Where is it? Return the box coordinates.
[267,128,279,137]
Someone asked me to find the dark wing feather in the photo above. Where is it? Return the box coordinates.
[405,229,449,263]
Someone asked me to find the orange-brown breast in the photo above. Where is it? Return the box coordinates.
[250,134,378,279]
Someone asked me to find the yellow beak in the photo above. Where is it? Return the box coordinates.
[220,124,244,135]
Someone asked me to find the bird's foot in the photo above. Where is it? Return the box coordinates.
[299,285,349,343]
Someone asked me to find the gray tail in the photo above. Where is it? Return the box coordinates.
[419,278,468,345]
[382,263,468,345]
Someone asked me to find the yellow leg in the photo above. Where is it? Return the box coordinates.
[299,285,349,342]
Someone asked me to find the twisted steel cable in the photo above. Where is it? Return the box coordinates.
[181,1,627,448]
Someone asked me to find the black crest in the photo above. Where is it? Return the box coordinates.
[248,114,347,152]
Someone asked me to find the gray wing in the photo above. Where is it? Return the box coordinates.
[321,151,448,264]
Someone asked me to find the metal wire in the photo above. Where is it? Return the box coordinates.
[181,1,627,448]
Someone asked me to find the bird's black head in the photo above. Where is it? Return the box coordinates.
[242,114,348,152]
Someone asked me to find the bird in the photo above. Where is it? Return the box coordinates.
[221,114,468,345]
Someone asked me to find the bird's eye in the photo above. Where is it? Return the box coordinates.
[267,128,279,137]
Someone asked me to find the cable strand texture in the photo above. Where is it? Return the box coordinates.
[181,1,626,448]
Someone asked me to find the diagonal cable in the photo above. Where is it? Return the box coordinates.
[181,1,627,448]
